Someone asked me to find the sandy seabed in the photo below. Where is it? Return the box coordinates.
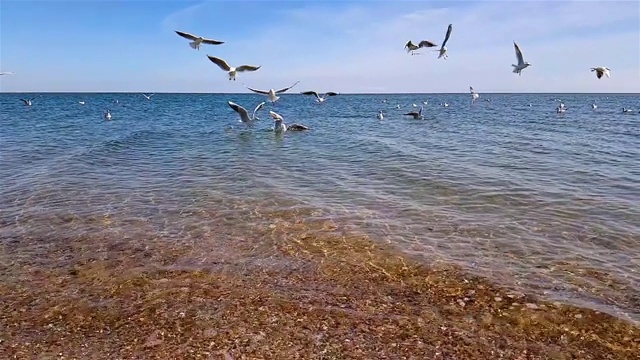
[0,213,638,360]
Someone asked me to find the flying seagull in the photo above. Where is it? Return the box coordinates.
[227,100,265,126]
[436,24,453,60]
[207,55,261,81]
[174,30,224,50]
[470,86,480,104]
[0,72,14,75]
[404,106,424,119]
[269,110,309,132]
[142,93,155,100]
[405,39,437,55]
[20,97,35,106]
[512,41,531,76]
[301,91,339,103]
[244,81,300,103]
[590,67,611,79]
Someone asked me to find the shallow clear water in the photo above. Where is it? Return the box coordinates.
[1,92,639,322]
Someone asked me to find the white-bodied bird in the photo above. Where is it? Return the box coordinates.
[142,93,155,100]
[174,30,224,50]
[436,24,453,60]
[269,111,309,132]
[404,106,424,119]
[470,86,480,104]
[512,41,531,76]
[244,81,300,103]
[301,91,339,103]
[590,67,611,79]
[207,55,261,81]
[227,100,265,126]
[405,39,437,55]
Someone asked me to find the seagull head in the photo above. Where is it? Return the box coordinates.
[525,61,532,66]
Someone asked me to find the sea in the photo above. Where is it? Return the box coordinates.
[1,92,638,324]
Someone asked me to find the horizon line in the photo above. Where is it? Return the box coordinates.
[1,91,639,95]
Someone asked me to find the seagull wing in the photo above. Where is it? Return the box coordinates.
[252,101,266,118]
[441,24,453,47]
[201,37,225,45]
[269,110,284,121]
[325,92,339,97]
[275,80,300,94]
[405,40,414,52]
[20,99,28,105]
[514,41,525,65]
[175,30,198,41]
[243,84,270,95]
[469,86,476,94]
[236,65,261,72]
[418,40,437,48]
[207,55,232,71]
[228,101,251,122]
[419,106,423,116]
[301,91,320,100]
[404,111,417,116]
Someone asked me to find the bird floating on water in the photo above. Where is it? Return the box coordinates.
[404,106,424,119]
[556,102,567,114]
[512,41,531,76]
[405,39,437,55]
[436,24,453,60]
[20,98,35,106]
[105,110,112,120]
[591,102,597,110]
[142,93,155,100]
[227,100,265,126]
[470,86,480,104]
[622,108,634,114]
[377,111,384,120]
[79,101,85,105]
[244,81,300,103]
[269,110,309,132]
[590,67,611,79]
[207,55,261,81]
[301,91,339,103]
[175,30,224,50]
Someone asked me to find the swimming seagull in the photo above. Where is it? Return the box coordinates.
[227,100,265,126]
[207,55,261,81]
[0,71,14,75]
[79,101,85,105]
[174,30,224,50]
[622,108,634,114]
[436,24,453,60]
[244,81,300,103]
[470,86,480,104]
[512,41,532,76]
[377,111,384,120]
[269,110,309,132]
[556,102,567,113]
[105,109,112,120]
[142,93,155,100]
[590,67,611,79]
[20,98,35,106]
[404,106,423,119]
[301,91,339,103]
[591,102,597,110]
[405,39,437,55]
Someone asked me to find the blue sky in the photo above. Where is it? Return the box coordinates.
[1,0,639,93]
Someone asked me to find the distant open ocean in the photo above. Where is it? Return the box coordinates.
[1,92,638,323]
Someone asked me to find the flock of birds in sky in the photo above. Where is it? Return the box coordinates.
[1,22,636,125]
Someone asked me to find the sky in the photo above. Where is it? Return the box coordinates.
[0,0,639,93]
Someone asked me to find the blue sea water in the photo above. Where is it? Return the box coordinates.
[0,92,639,323]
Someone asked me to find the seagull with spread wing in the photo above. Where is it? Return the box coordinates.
[590,66,611,79]
[244,81,300,103]
[512,41,532,76]
[0,71,14,76]
[20,97,35,106]
[175,30,224,50]
[207,55,261,81]
[301,91,339,103]
[436,24,453,60]
[404,106,424,119]
[470,86,480,104]
[227,100,265,126]
[142,93,155,100]
[405,39,437,55]
[269,111,309,133]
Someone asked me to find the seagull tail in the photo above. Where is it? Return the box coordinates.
[189,41,198,50]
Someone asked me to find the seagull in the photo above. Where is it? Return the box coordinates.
[405,39,437,55]
[0,72,14,75]
[590,67,611,79]
[174,30,224,50]
[404,106,423,119]
[207,55,261,81]
[269,110,308,132]
[556,102,567,113]
[20,98,35,106]
[79,101,85,105]
[622,108,634,113]
[443,102,449,107]
[105,110,112,120]
[470,86,480,104]
[436,24,453,60]
[227,100,265,126]
[591,102,597,110]
[301,91,339,103]
[244,81,300,103]
[512,41,532,75]
[377,111,384,120]
[142,93,155,100]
